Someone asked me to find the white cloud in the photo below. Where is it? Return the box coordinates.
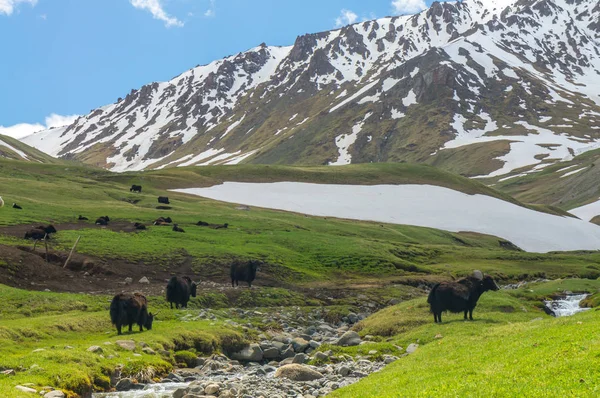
[130,0,184,27]
[204,0,215,17]
[0,113,80,139]
[0,0,37,16]
[335,9,358,27]
[391,0,427,15]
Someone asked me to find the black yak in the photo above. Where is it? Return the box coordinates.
[78,215,89,221]
[12,203,22,209]
[172,224,185,233]
[196,221,209,226]
[134,222,146,230]
[214,223,229,230]
[166,276,197,309]
[110,292,155,335]
[130,185,142,193]
[153,217,172,225]
[230,260,261,288]
[25,225,57,240]
[158,196,170,205]
[427,271,499,323]
[95,216,110,225]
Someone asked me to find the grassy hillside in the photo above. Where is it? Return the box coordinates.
[489,148,600,211]
[1,159,599,284]
[330,279,600,397]
[0,135,64,164]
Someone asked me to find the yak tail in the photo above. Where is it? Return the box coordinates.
[427,283,440,305]
[109,295,124,325]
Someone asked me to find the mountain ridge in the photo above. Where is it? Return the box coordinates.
[21,0,600,175]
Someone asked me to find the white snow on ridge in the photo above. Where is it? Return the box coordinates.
[330,113,372,166]
[174,182,600,253]
[0,138,30,160]
[571,199,600,222]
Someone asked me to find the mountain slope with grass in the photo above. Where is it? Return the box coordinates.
[21,0,600,176]
[0,134,61,164]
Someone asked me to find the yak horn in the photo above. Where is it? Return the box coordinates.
[153,311,161,317]
[473,270,484,280]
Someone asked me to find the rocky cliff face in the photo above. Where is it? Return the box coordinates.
[22,0,600,177]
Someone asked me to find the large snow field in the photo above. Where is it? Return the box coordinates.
[570,200,600,222]
[173,182,600,253]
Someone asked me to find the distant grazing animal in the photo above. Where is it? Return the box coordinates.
[153,217,173,226]
[158,196,170,205]
[12,203,22,210]
[134,222,146,230]
[109,292,155,335]
[230,260,261,288]
[130,185,142,193]
[172,224,185,233]
[427,271,499,323]
[214,223,229,230]
[196,221,209,226]
[95,216,110,226]
[78,215,89,221]
[24,228,48,241]
[0,196,4,208]
[24,225,57,240]
[166,276,197,309]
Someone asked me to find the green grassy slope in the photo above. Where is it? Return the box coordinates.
[330,279,600,398]
[2,159,599,282]
[0,135,64,164]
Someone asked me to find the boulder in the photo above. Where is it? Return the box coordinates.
[263,347,280,359]
[139,277,150,284]
[142,347,156,355]
[314,351,329,361]
[335,331,361,347]
[204,383,220,395]
[292,353,309,364]
[291,337,310,352]
[1,369,15,376]
[44,391,66,398]
[116,340,136,351]
[86,346,103,353]
[115,378,135,391]
[406,343,419,354]
[274,364,324,382]
[231,344,263,362]
[15,386,37,394]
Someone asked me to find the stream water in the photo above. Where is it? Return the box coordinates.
[544,294,590,317]
[93,382,188,398]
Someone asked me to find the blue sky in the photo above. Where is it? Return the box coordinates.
[0,0,438,137]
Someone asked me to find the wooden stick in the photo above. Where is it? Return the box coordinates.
[63,236,81,269]
[44,234,49,263]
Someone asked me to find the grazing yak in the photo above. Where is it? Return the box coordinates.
[231,260,261,288]
[427,271,499,323]
[130,185,142,193]
[158,196,170,205]
[214,223,229,230]
[153,217,173,226]
[166,276,197,309]
[134,222,146,230]
[95,216,110,226]
[172,224,185,233]
[24,225,57,240]
[110,292,155,335]
[78,215,89,221]
[13,203,22,209]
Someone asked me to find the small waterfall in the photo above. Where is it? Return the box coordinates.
[544,294,591,317]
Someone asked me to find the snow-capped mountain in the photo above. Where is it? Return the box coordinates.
[22,0,600,175]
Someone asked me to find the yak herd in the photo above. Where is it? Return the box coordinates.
[110,263,260,335]
[8,185,503,335]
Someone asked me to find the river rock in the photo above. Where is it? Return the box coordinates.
[335,331,361,346]
[292,353,309,364]
[263,347,280,359]
[291,337,310,352]
[142,347,156,355]
[231,344,263,362]
[406,343,419,354]
[15,385,37,394]
[86,346,103,353]
[124,277,133,285]
[314,351,329,361]
[280,346,295,359]
[1,369,15,376]
[115,378,135,391]
[274,364,324,381]
[44,391,66,398]
[116,340,136,351]
[204,383,220,395]
[139,276,150,284]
